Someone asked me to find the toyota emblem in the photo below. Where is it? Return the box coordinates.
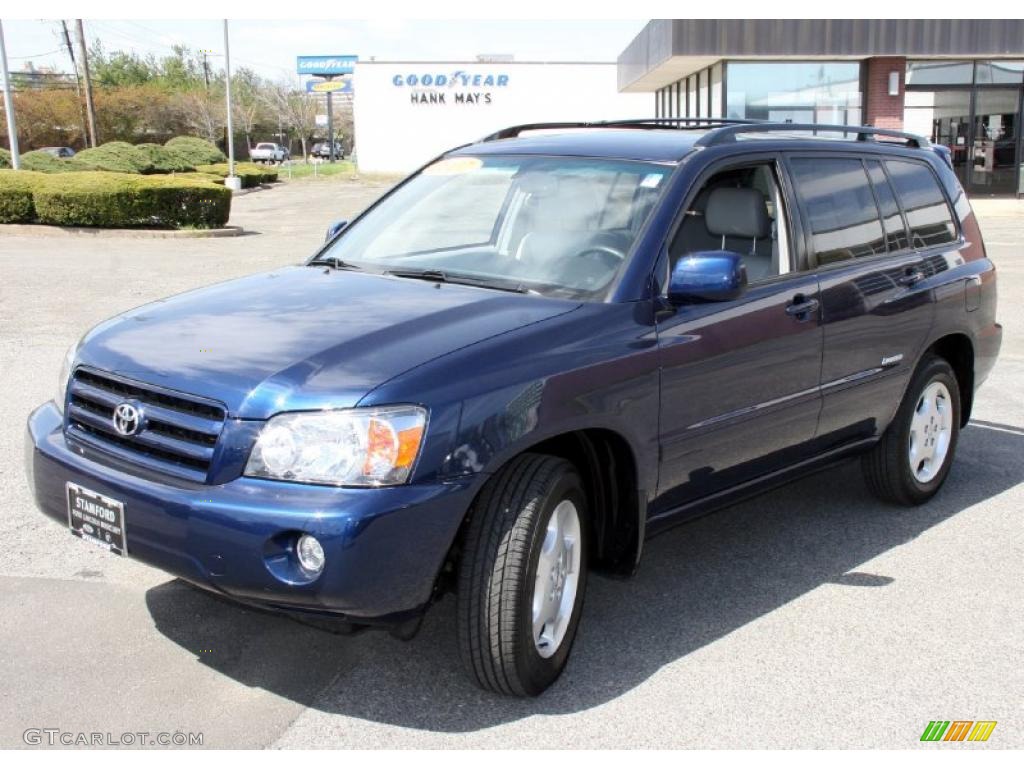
[112,402,143,437]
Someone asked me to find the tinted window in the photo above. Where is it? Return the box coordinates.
[885,160,957,248]
[865,160,910,253]
[790,157,885,264]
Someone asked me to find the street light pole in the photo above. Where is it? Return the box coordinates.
[222,19,240,191]
[0,19,22,169]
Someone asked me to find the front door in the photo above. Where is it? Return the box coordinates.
[653,157,824,515]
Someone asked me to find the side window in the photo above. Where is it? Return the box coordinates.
[865,161,910,253]
[789,157,885,265]
[669,162,790,283]
[884,160,957,248]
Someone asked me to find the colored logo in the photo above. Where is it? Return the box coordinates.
[297,55,357,76]
[920,721,997,742]
[311,80,348,93]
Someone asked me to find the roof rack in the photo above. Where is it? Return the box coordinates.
[693,122,930,149]
[480,118,929,150]
[481,118,760,142]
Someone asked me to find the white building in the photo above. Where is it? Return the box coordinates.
[352,61,652,174]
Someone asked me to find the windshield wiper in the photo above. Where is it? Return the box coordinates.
[385,268,528,294]
[310,256,363,271]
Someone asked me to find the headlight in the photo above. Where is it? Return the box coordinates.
[55,342,78,414]
[245,406,427,486]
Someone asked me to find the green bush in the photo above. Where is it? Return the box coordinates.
[0,170,47,223]
[195,162,278,188]
[73,141,154,174]
[0,149,10,169]
[20,150,83,173]
[32,172,231,229]
[165,136,226,166]
[136,143,195,173]
[173,171,225,185]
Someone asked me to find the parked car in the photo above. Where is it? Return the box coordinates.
[38,146,76,158]
[26,119,1001,696]
[249,142,288,163]
[311,140,344,159]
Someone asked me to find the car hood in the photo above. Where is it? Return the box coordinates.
[77,265,580,419]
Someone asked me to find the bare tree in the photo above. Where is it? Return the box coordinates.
[261,81,319,161]
[231,68,264,152]
[176,90,224,143]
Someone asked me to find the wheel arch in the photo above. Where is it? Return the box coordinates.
[926,333,975,426]
[442,426,646,592]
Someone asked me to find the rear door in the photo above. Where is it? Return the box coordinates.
[787,153,938,446]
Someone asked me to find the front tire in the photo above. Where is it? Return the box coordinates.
[456,453,588,696]
[862,355,961,505]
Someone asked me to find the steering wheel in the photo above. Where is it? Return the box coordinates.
[571,232,628,268]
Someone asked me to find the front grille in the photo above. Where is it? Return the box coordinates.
[66,368,226,482]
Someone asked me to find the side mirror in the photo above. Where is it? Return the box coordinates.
[324,219,349,242]
[668,250,747,304]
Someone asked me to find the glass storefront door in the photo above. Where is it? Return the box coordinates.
[905,90,972,188]
[906,60,1024,197]
[970,89,1020,195]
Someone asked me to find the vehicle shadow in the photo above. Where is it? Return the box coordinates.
[145,420,1023,732]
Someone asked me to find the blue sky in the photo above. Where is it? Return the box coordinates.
[3,19,647,83]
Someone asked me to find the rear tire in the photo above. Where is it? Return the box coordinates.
[456,453,588,696]
[862,355,961,505]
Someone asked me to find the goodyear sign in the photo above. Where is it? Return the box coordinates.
[306,77,353,94]
[297,55,357,76]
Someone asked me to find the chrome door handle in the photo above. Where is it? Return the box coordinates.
[785,297,819,317]
[898,269,925,286]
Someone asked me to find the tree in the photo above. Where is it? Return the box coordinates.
[262,81,319,160]
[176,90,224,143]
[90,41,157,87]
[230,68,265,151]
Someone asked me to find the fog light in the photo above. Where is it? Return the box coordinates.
[296,534,325,575]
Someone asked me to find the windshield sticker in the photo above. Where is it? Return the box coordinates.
[640,173,664,189]
[423,157,483,176]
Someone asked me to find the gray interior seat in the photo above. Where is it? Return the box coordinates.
[704,187,774,281]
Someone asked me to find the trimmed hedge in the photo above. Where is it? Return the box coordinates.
[195,162,278,188]
[19,150,85,173]
[0,170,231,229]
[74,141,154,174]
[137,142,195,173]
[173,171,226,185]
[165,136,226,166]
[0,170,47,223]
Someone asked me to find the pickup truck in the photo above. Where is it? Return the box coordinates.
[249,142,288,164]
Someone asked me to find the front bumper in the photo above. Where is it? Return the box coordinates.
[26,402,476,621]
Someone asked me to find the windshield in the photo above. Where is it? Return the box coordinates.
[318,154,671,299]
[256,143,274,149]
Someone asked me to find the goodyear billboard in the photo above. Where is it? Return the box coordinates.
[297,55,357,76]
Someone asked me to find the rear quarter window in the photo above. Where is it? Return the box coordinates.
[884,160,958,248]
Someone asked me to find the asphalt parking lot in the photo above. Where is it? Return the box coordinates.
[0,180,1021,749]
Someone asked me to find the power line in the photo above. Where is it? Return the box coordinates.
[8,48,63,59]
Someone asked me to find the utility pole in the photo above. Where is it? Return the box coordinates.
[61,21,89,148]
[326,89,335,163]
[204,55,211,90]
[75,19,98,147]
[0,19,21,169]
[222,20,239,190]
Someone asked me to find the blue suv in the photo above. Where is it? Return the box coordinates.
[26,119,1001,696]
